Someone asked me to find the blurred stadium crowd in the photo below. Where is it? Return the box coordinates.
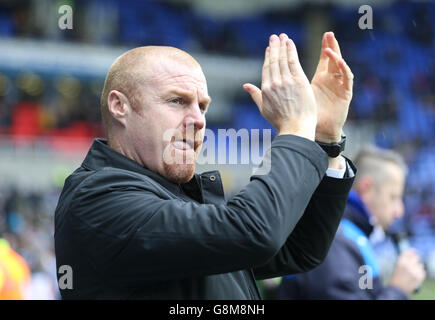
[0,0,434,299]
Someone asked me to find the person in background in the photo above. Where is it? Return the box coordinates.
[278,146,426,299]
[0,237,30,299]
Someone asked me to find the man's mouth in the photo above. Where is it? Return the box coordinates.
[172,138,195,151]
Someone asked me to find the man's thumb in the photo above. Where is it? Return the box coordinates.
[243,83,262,110]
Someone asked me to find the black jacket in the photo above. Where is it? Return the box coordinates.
[54,135,355,299]
[278,191,408,300]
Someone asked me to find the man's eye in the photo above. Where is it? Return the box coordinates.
[170,98,184,105]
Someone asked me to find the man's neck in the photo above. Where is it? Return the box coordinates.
[107,136,145,168]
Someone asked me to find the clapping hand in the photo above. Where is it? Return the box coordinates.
[311,32,353,143]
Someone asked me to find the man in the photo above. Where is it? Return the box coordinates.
[54,32,356,299]
[278,146,426,300]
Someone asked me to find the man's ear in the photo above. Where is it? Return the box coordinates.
[355,175,374,201]
[107,90,130,127]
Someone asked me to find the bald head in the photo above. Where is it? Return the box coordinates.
[99,45,210,183]
[100,46,201,135]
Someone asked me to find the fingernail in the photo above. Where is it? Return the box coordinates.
[270,34,278,42]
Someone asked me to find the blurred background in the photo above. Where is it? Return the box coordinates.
[0,0,434,299]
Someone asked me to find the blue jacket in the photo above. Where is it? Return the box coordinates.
[277,191,408,300]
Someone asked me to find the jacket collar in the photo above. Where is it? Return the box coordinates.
[82,138,184,195]
[344,190,374,237]
[81,138,223,200]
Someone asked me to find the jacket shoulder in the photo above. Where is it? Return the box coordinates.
[339,221,381,277]
[73,166,177,199]
[327,228,367,267]
[55,166,172,229]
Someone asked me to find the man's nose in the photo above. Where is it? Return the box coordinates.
[184,103,205,131]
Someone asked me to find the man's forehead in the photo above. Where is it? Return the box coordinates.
[147,57,208,93]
